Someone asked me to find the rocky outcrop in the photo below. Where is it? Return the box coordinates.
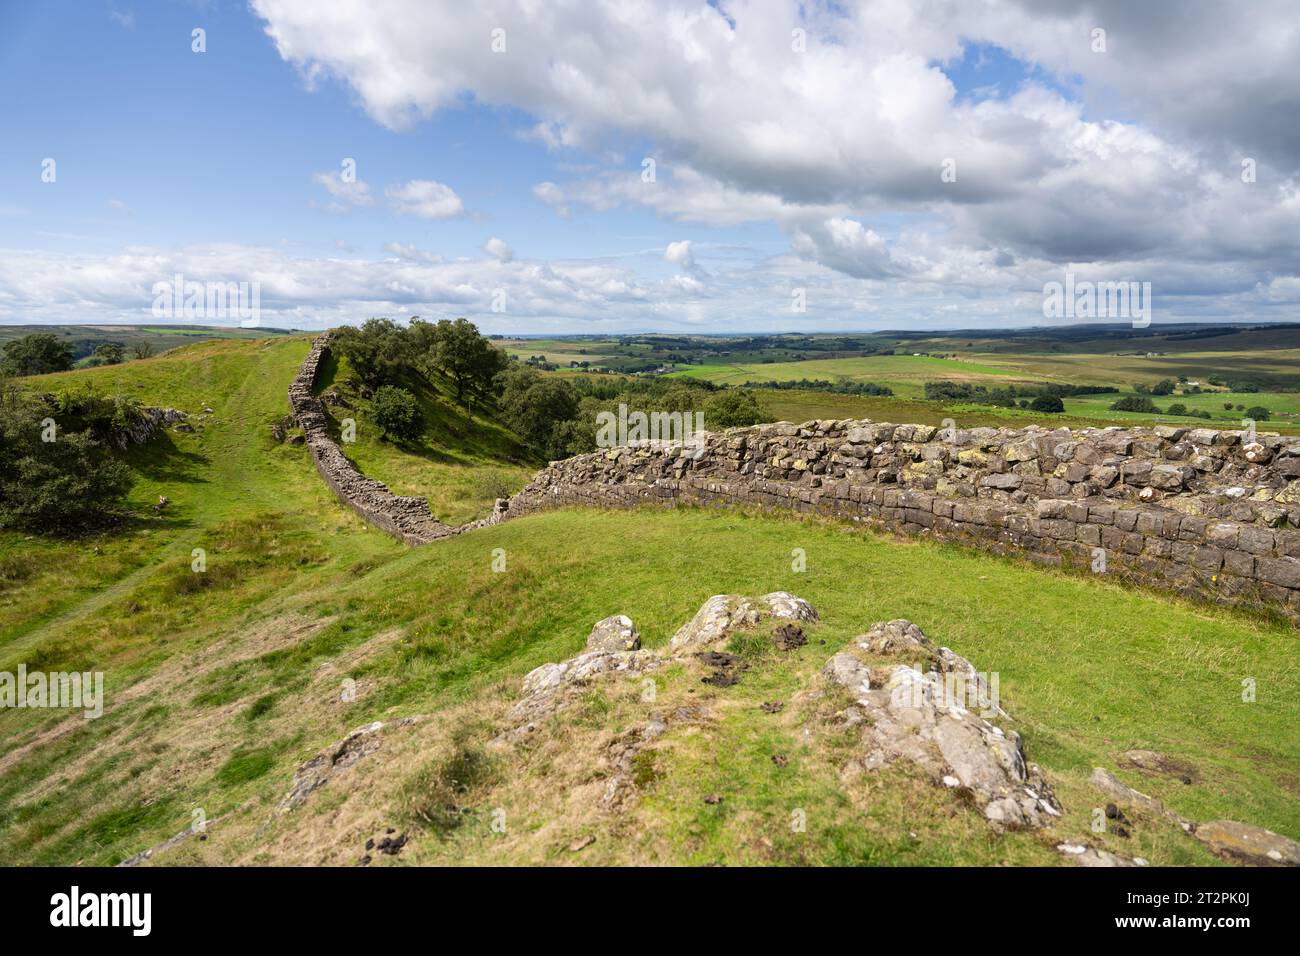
[822,619,1060,829]
[506,419,1300,622]
[288,333,508,544]
[668,592,818,652]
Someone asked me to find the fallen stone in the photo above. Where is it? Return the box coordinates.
[1195,820,1300,866]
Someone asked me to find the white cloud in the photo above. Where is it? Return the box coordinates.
[789,219,893,280]
[385,179,464,219]
[532,181,570,218]
[311,171,374,211]
[484,237,513,262]
[250,0,1300,293]
[664,240,698,275]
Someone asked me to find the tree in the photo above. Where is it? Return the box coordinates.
[497,365,580,459]
[1029,395,1065,414]
[0,388,134,533]
[1166,403,1188,416]
[371,385,424,441]
[423,318,507,407]
[1245,406,1271,422]
[91,342,126,365]
[704,389,764,427]
[1,334,74,376]
[130,341,155,360]
[1111,395,1160,413]
[1150,379,1176,396]
[332,319,413,386]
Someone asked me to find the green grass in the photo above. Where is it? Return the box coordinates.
[0,333,1296,866]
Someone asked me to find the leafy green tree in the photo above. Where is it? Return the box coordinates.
[423,318,508,407]
[0,388,133,533]
[91,342,126,365]
[1110,395,1160,413]
[370,385,424,441]
[130,341,155,360]
[1150,379,1176,396]
[497,365,580,458]
[1029,395,1065,413]
[1166,403,1188,415]
[1,334,74,376]
[332,319,413,386]
[1245,405,1271,421]
[704,388,764,427]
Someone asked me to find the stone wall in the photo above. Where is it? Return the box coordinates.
[288,333,506,544]
[506,419,1300,623]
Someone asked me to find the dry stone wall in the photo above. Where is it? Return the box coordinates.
[507,418,1300,623]
[290,331,1300,621]
[288,333,506,544]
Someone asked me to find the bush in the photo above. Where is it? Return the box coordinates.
[1245,406,1271,421]
[1029,395,1064,413]
[704,389,764,428]
[1166,403,1188,416]
[371,385,424,441]
[0,389,134,533]
[1110,395,1161,413]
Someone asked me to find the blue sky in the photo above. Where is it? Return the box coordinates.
[1,1,1297,332]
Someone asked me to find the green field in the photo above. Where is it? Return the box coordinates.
[1,335,1297,866]
[670,354,1037,398]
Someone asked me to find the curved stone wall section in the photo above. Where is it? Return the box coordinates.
[289,333,462,544]
[506,419,1300,622]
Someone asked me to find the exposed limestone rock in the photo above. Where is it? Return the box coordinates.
[1195,820,1300,866]
[822,621,1059,830]
[278,720,386,812]
[498,594,820,742]
[668,592,819,652]
[586,614,640,653]
[858,619,1007,718]
[1056,843,1148,867]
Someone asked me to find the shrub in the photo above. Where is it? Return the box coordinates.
[1029,395,1064,413]
[704,388,764,428]
[0,388,134,533]
[1245,406,1271,421]
[1166,403,1188,416]
[371,385,424,441]
[1110,395,1161,413]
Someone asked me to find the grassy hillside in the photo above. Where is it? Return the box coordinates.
[0,324,290,364]
[1,337,1297,866]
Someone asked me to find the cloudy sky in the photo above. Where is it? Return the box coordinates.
[1,0,1298,332]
